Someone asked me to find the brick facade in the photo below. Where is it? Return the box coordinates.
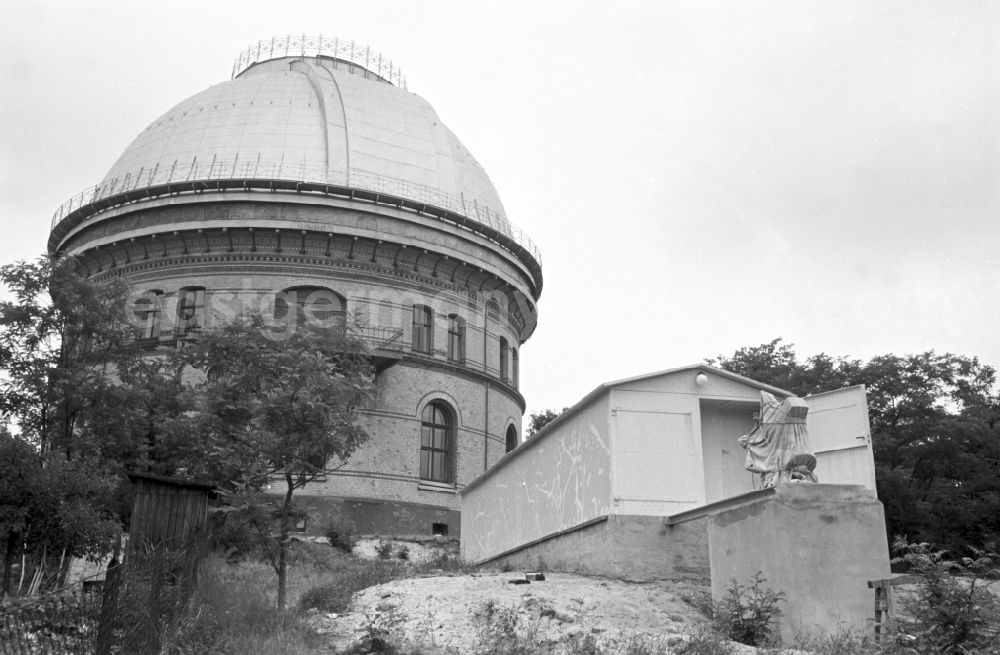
[49,51,541,537]
[107,242,528,535]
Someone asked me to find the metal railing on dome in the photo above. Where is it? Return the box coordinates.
[49,156,542,266]
[231,35,406,88]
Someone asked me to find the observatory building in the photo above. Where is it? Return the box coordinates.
[47,36,542,536]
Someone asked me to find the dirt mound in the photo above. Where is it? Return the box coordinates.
[310,571,714,653]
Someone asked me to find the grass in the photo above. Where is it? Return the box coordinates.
[466,599,703,655]
[157,539,482,654]
[162,547,704,655]
[159,554,324,654]
[295,538,479,614]
[298,556,409,613]
[159,541,999,655]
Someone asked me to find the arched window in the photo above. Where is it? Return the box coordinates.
[447,314,465,362]
[412,304,433,353]
[274,286,345,329]
[511,347,519,389]
[133,290,163,341]
[499,337,509,382]
[176,287,205,336]
[420,402,454,483]
[505,424,518,453]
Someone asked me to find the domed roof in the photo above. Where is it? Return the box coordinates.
[101,50,509,233]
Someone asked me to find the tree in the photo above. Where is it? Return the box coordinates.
[1,256,189,591]
[709,339,1000,551]
[0,429,36,596]
[526,408,567,438]
[2,257,378,607]
[170,317,376,610]
[706,338,861,396]
[0,430,119,596]
[0,256,137,456]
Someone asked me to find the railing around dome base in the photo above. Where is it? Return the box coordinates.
[232,35,406,89]
[49,156,541,269]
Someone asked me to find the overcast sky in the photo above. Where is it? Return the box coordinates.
[2,1,998,419]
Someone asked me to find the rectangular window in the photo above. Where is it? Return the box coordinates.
[499,337,509,382]
[176,287,205,336]
[447,315,464,362]
[412,304,433,353]
[512,348,519,389]
[420,435,452,482]
[134,290,163,341]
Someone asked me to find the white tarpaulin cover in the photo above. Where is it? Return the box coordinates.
[738,391,817,487]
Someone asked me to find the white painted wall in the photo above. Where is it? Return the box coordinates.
[700,402,759,503]
[610,370,768,515]
[460,393,612,562]
[806,386,877,490]
[461,369,879,563]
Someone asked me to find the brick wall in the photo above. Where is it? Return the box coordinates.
[86,198,534,537]
[119,259,525,534]
[285,361,522,511]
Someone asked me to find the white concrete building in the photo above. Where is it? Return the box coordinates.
[461,364,891,638]
[461,364,879,574]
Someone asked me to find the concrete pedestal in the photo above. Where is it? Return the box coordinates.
[707,484,890,642]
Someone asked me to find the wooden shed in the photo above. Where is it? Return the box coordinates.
[126,473,214,557]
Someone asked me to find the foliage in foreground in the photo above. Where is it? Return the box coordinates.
[297,540,476,614]
[1,257,379,611]
[167,315,376,612]
[710,572,785,647]
[0,431,120,596]
[1,257,140,592]
[890,538,1000,654]
[298,556,409,614]
[156,548,999,655]
[160,555,322,654]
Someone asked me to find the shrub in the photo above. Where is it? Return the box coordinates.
[711,572,785,647]
[679,588,715,618]
[325,519,356,554]
[376,539,395,560]
[892,538,1000,653]
[473,599,535,655]
[361,601,406,653]
[396,544,410,560]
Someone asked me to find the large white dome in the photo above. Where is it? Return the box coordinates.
[101,53,509,233]
[49,37,541,287]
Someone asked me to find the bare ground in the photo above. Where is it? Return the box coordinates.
[308,569,724,653]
